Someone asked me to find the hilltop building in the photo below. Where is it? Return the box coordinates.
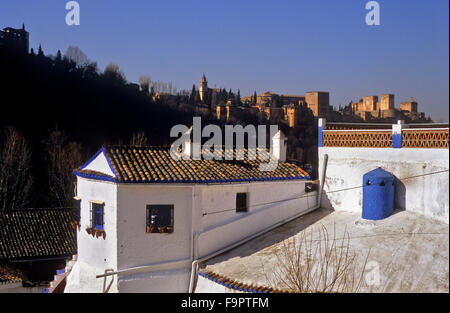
[400,97,418,113]
[349,94,425,121]
[241,90,330,118]
[198,74,222,103]
[305,91,330,117]
[241,91,305,107]
[0,24,29,53]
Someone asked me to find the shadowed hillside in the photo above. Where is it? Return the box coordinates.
[0,46,214,208]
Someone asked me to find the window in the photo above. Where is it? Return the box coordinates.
[91,202,104,230]
[146,205,174,233]
[236,193,248,213]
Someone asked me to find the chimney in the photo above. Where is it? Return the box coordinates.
[182,127,193,160]
[271,130,287,162]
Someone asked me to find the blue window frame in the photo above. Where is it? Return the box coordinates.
[91,202,104,230]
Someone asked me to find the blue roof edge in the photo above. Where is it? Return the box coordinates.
[79,146,117,177]
[73,171,310,184]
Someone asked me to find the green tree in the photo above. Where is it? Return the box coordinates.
[189,84,196,105]
[55,50,62,63]
[37,44,44,57]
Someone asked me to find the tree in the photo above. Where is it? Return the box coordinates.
[55,50,62,63]
[264,225,370,293]
[130,131,149,146]
[211,90,218,107]
[139,75,151,95]
[189,84,196,105]
[253,91,258,104]
[44,130,84,207]
[0,127,33,210]
[37,44,44,57]
[65,46,88,67]
[81,62,99,80]
[103,62,126,85]
[194,90,201,104]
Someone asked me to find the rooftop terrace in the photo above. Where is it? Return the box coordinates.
[198,208,449,293]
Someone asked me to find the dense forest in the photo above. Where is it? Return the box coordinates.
[0,45,213,209]
[0,45,317,210]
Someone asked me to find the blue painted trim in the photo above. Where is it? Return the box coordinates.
[318,126,323,147]
[80,147,117,177]
[74,170,309,184]
[392,133,402,148]
[74,170,116,183]
[102,146,117,177]
[197,272,269,293]
[56,269,66,275]
[80,148,103,170]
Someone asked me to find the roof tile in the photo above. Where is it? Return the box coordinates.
[75,146,310,184]
[0,209,77,260]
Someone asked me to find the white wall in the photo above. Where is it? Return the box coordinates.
[66,178,318,293]
[195,181,317,258]
[82,151,115,177]
[115,184,193,293]
[318,147,449,223]
[65,178,118,293]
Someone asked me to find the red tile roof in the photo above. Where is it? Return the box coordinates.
[0,208,77,260]
[74,146,310,184]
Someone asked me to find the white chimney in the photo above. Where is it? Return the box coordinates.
[271,130,287,162]
[182,126,193,160]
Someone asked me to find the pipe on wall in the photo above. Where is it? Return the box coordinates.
[318,153,329,208]
[188,200,321,293]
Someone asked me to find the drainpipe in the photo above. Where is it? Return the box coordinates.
[188,192,320,293]
[318,153,328,208]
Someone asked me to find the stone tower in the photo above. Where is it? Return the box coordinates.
[380,94,395,111]
[199,74,208,102]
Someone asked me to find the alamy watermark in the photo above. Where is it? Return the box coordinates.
[169,117,281,171]
[66,1,80,26]
[64,2,379,27]
[365,260,381,286]
[366,1,380,26]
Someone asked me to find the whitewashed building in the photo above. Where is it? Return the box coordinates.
[65,132,318,293]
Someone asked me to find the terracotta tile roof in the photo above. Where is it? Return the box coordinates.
[198,270,290,293]
[74,146,310,184]
[0,209,77,260]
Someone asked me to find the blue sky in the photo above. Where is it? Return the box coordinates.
[1,0,449,120]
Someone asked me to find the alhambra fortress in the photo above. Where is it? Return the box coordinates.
[183,74,429,127]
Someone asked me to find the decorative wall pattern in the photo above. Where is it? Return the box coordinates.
[322,130,392,148]
[402,129,449,149]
